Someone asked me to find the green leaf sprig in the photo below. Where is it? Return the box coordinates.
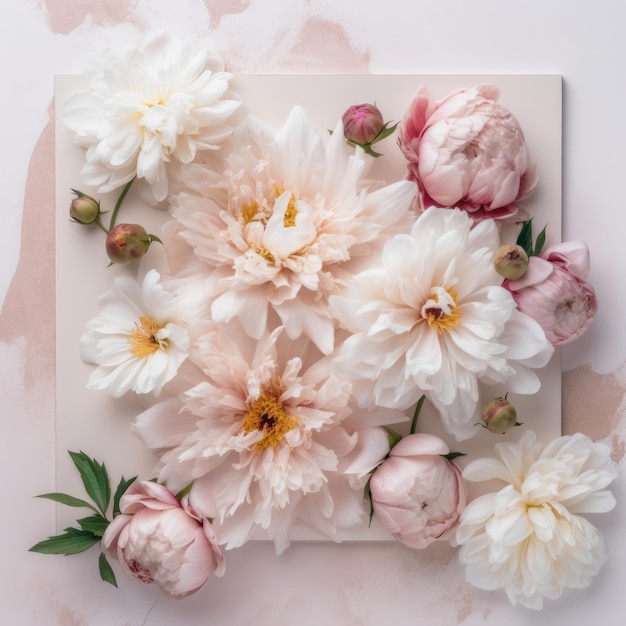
[516,219,547,258]
[29,451,136,588]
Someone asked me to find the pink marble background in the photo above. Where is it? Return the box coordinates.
[1,1,625,624]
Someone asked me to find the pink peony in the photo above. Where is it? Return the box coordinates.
[102,481,225,597]
[505,241,598,345]
[369,433,467,549]
[397,84,537,221]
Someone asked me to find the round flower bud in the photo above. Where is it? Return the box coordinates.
[106,223,152,265]
[70,194,100,225]
[493,244,529,279]
[342,103,385,145]
[481,396,521,434]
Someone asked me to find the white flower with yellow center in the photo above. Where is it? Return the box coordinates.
[456,430,618,609]
[165,105,416,354]
[63,33,241,201]
[332,207,553,440]
[133,323,399,553]
[80,270,189,397]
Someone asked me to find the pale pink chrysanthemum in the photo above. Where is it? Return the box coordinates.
[163,105,416,354]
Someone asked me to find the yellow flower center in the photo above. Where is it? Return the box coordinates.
[241,389,298,451]
[422,287,461,334]
[240,199,260,225]
[283,195,298,227]
[251,245,275,263]
[129,316,167,357]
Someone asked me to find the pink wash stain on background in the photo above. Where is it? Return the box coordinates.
[203,0,251,28]
[282,16,370,72]
[0,105,55,391]
[41,0,142,34]
[562,365,626,462]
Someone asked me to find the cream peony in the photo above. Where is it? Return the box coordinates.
[397,84,537,221]
[456,430,618,609]
[133,322,400,553]
[80,270,189,397]
[63,33,240,201]
[164,105,416,354]
[332,207,553,440]
[103,481,225,597]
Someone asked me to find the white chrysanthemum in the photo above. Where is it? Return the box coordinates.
[455,430,618,609]
[332,207,553,439]
[133,323,399,553]
[80,270,189,397]
[165,105,416,354]
[63,33,241,201]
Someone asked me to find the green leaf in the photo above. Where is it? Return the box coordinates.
[35,492,98,513]
[77,514,110,537]
[372,121,399,143]
[68,451,111,516]
[410,395,426,435]
[382,426,403,450]
[515,219,534,257]
[29,529,101,555]
[533,225,547,256]
[113,475,137,517]
[444,452,466,461]
[361,143,383,157]
[363,476,375,527]
[175,482,193,502]
[98,552,118,588]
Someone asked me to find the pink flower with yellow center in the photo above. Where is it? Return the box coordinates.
[163,105,416,354]
[133,322,401,553]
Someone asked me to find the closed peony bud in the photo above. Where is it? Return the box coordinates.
[481,396,521,434]
[70,191,101,225]
[106,223,160,265]
[493,244,529,279]
[342,103,385,145]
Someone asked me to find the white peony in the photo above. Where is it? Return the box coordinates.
[80,270,189,397]
[63,33,241,201]
[331,207,553,440]
[455,430,618,609]
[163,105,416,354]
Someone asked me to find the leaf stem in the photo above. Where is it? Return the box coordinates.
[410,395,426,435]
[109,177,136,231]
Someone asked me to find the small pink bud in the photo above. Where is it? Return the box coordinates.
[493,244,529,280]
[480,396,521,434]
[342,103,385,145]
[106,223,157,265]
[70,192,100,225]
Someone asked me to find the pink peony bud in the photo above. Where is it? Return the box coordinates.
[105,223,158,265]
[102,481,225,597]
[505,241,598,345]
[70,191,100,225]
[493,244,529,279]
[342,103,385,145]
[369,433,467,548]
[481,396,520,434]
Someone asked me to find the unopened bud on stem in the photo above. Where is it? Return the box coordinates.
[105,223,161,265]
[494,244,529,280]
[480,396,521,434]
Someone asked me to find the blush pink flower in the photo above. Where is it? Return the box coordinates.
[369,433,467,548]
[397,84,537,221]
[505,241,598,345]
[133,322,401,554]
[102,481,225,598]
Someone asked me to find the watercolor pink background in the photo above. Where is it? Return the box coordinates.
[1,1,625,625]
